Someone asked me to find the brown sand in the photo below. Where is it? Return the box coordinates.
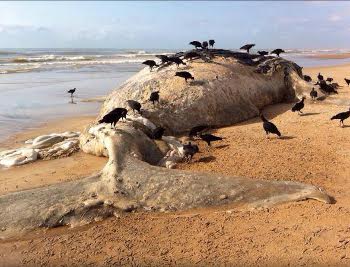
[1,64,350,266]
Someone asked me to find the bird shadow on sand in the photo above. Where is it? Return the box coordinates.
[300,112,321,117]
[196,156,216,163]
[279,136,296,140]
[342,125,350,128]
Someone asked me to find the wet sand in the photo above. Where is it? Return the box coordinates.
[307,52,350,60]
[1,63,350,266]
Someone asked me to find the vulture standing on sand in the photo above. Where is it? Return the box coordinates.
[209,39,215,48]
[149,91,160,106]
[331,108,350,127]
[260,113,281,138]
[67,88,76,97]
[189,41,202,49]
[258,51,269,56]
[304,75,312,82]
[98,108,127,128]
[183,142,199,162]
[270,49,285,57]
[175,71,194,82]
[310,87,318,100]
[291,97,306,115]
[151,126,165,140]
[326,77,333,83]
[317,72,324,81]
[127,100,142,114]
[168,56,186,67]
[240,44,255,54]
[317,80,338,94]
[345,78,350,86]
[142,60,159,71]
[199,133,223,146]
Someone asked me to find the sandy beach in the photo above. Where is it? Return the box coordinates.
[1,62,350,266]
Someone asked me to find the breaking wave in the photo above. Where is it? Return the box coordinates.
[12,55,96,63]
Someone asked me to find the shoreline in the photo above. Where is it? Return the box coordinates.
[0,96,105,148]
[306,52,350,60]
[0,115,95,150]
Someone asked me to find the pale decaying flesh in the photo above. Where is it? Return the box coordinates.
[0,131,80,167]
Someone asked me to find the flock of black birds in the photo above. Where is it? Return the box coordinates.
[73,39,350,163]
[260,71,350,139]
[303,71,350,127]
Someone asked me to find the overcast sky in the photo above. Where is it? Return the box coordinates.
[0,1,350,49]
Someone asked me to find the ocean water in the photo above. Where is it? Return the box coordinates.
[0,48,349,141]
[0,48,174,140]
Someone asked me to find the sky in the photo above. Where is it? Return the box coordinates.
[0,1,350,49]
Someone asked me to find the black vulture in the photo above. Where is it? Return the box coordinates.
[260,113,281,138]
[345,78,350,86]
[240,44,255,53]
[149,91,160,106]
[189,41,202,49]
[168,56,186,67]
[310,87,318,100]
[291,97,306,115]
[331,108,350,127]
[67,88,76,97]
[209,39,215,48]
[202,41,209,49]
[98,108,127,128]
[142,60,159,70]
[317,72,324,81]
[189,125,210,137]
[257,51,269,56]
[127,100,142,114]
[111,108,128,121]
[151,126,165,140]
[155,55,170,64]
[303,75,312,82]
[317,80,338,94]
[270,49,285,57]
[175,71,194,82]
[183,142,199,162]
[199,133,223,146]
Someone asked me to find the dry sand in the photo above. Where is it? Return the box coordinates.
[1,64,350,266]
